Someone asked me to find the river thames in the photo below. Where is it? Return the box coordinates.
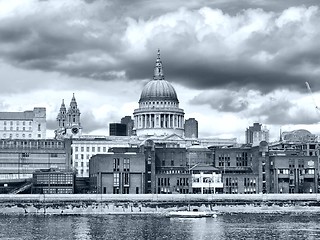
[1,212,320,239]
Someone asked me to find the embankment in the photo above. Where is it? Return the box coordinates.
[1,194,320,215]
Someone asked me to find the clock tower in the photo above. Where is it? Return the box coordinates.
[55,93,82,139]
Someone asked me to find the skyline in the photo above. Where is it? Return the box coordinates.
[1,0,320,142]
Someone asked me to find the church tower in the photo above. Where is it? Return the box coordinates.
[55,94,82,139]
[57,99,67,128]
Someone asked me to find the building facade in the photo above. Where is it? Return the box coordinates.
[109,123,127,136]
[190,165,223,194]
[133,50,185,137]
[184,118,198,138]
[245,123,269,146]
[32,168,75,194]
[121,116,134,136]
[89,148,149,194]
[0,107,46,139]
[0,139,71,181]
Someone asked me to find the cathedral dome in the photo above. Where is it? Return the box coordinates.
[139,80,178,103]
[139,49,178,103]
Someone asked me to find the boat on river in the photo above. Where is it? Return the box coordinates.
[165,210,218,218]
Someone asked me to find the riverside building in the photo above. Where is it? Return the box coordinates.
[0,107,46,139]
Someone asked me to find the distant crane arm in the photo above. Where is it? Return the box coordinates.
[305,82,320,110]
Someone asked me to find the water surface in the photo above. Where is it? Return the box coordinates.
[1,212,320,239]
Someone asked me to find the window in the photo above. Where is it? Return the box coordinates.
[92,147,95,152]
[38,134,41,138]
[22,153,29,158]
[75,147,79,152]
[124,158,130,171]
[124,173,129,185]
[16,127,19,131]
[86,147,89,152]
[81,162,84,167]
[81,154,84,160]
[103,147,106,152]
[81,147,84,152]
[75,154,78,160]
[38,124,41,131]
[113,173,119,186]
[113,158,120,171]
[97,147,101,152]
[23,121,25,126]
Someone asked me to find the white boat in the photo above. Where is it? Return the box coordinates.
[165,210,218,218]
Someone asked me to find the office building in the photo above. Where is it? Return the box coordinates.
[109,123,127,136]
[0,107,46,139]
[184,118,198,138]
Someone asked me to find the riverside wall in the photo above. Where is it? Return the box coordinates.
[1,194,320,215]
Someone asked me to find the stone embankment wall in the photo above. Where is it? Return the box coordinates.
[1,194,320,215]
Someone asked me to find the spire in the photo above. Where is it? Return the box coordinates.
[61,99,65,108]
[58,99,66,114]
[153,49,165,80]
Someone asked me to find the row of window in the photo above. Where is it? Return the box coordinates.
[1,126,32,131]
[74,146,107,153]
[244,178,256,187]
[75,162,89,167]
[277,168,315,175]
[113,173,130,186]
[1,121,32,126]
[157,170,189,174]
[113,158,130,172]
[18,153,59,158]
[192,177,221,183]
[2,133,41,138]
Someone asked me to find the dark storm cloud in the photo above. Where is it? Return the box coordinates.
[248,99,320,125]
[190,91,249,113]
[1,1,320,95]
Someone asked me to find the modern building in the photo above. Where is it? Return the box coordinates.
[0,107,46,139]
[32,168,75,194]
[55,94,82,139]
[133,50,185,137]
[109,123,127,136]
[184,118,198,138]
[0,139,71,181]
[245,123,269,146]
[121,116,134,136]
[89,146,153,194]
[154,146,190,194]
[190,165,223,194]
[214,145,260,194]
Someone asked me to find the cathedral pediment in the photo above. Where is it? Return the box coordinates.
[162,133,185,141]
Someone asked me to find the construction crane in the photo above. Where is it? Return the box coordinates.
[305,81,320,111]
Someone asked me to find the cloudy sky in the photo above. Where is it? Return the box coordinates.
[1,0,320,142]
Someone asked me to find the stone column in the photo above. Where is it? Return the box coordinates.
[149,114,152,128]
[164,114,166,128]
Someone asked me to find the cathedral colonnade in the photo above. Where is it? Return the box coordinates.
[134,113,184,129]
